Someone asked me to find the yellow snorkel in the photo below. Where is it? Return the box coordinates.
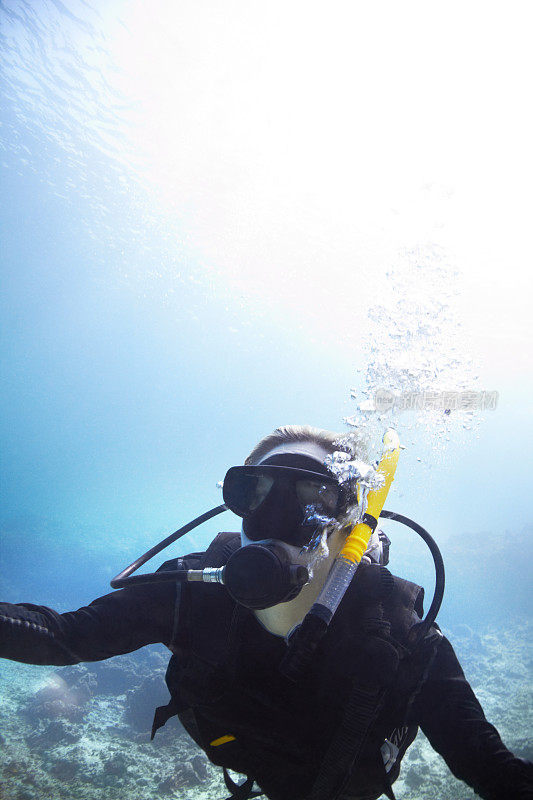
[280,428,401,680]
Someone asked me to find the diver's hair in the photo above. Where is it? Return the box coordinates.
[245,425,366,465]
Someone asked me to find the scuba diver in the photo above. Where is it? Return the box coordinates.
[0,424,531,800]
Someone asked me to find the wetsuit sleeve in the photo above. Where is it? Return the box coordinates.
[411,634,533,799]
[0,580,178,666]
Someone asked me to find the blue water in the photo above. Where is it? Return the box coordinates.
[1,2,532,799]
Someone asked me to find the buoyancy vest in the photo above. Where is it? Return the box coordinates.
[152,533,436,800]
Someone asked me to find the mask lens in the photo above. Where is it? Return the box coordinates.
[295,479,339,513]
[224,468,275,517]
[224,465,342,525]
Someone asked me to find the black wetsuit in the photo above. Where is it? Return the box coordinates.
[1,570,531,800]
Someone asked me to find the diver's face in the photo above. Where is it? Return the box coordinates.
[239,442,339,549]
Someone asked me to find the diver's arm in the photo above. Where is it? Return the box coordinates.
[0,580,177,665]
[412,635,532,799]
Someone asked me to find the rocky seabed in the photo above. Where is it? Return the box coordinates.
[0,621,530,800]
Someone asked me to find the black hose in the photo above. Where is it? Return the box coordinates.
[380,509,445,644]
[110,505,445,651]
[110,504,227,589]
[111,569,191,588]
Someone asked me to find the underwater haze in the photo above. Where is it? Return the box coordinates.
[1,2,532,799]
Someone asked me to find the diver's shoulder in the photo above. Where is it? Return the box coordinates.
[156,552,205,573]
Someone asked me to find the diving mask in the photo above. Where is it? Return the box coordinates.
[223,464,348,549]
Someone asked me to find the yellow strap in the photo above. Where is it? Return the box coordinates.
[210,734,236,747]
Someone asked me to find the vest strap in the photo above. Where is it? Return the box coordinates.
[307,684,390,800]
[223,768,263,800]
[151,699,179,741]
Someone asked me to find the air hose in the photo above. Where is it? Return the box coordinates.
[379,509,445,644]
[110,504,227,589]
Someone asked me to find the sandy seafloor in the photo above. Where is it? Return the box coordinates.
[0,620,530,800]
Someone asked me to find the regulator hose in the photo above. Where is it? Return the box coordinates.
[110,504,227,589]
[380,509,445,644]
[110,506,445,651]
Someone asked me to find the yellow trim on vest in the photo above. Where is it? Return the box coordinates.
[210,734,236,747]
